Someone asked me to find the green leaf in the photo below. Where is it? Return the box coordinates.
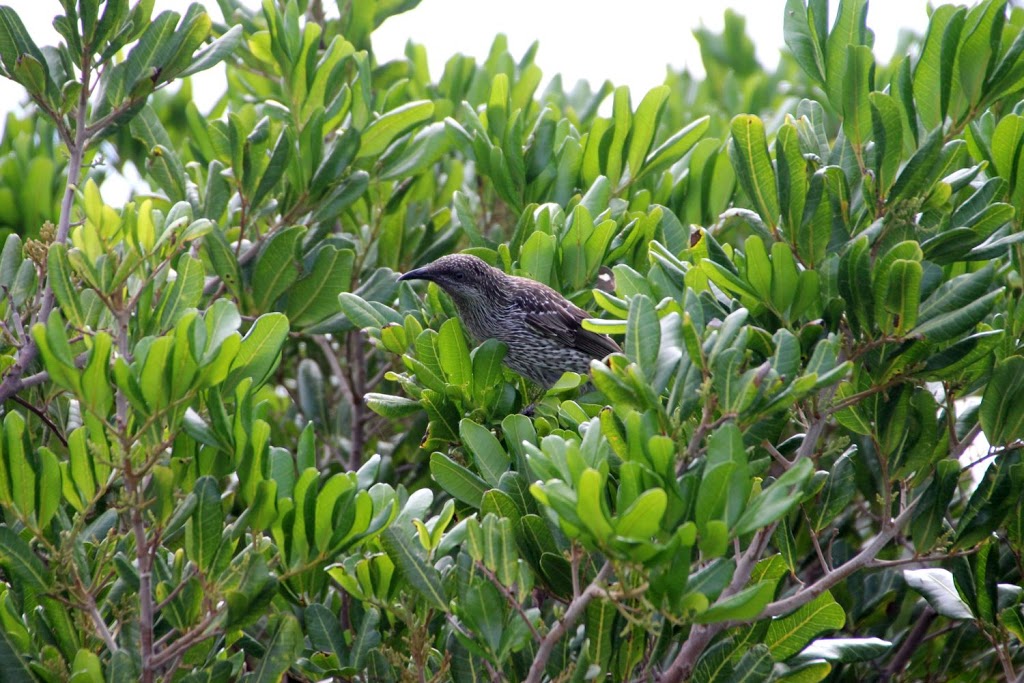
[813,452,854,532]
[251,225,305,312]
[793,638,892,663]
[605,86,632,185]
[364,393,421,418]
[520,230,555,285]
[129,105,187,201]
[338,292,400,329]
[729,644,774,683]
[312,171,369,224]
[638,115,710,182]
[957,0,1006,108]
[459,420,508,488]
[380,527,448,611]
[841,45,874,156]
[158,254,204,331]
[0,622,36,682]
[0,525,50,589]
[179,24,243,78]
[286,247,355,328]
[252,129,293,209]
[310,128,361,197]
[825,0,867,108]
[884,259,922,335]
[185,476,222,572]
[576,468,614,541]
[616,488,667,539]
[913,456,958,552]
[0,7,56,102]
[869,91,903,194]
[586,598,617,669]
[471,338,507,405]
[903,568,973,620]
[734,458,814,535]
[698,424,751,531]
[980,356,1024,444]
[225,313,289,390]
[776,123,807,240]
[70,649,103,683]
[913,5,964,130]
[954,448,1017,549]
[48,245,85,329]
[381,121,452,180]
[35,448,60,529]
[730,115,780,230]
[794,169,830,267]
[784,0,827,85]
[358,100,435,158]
[251,614,304,683]
[745,236,770,303]
[438,318,472,388]
[430,452,487,508]
[80,333,114,417]
[625,294,659,381]
[696,581,775,624]
[910,289,1000,343]
[352,607,381,669]
[888,128,943,204]
[3,412,33,520]
[838,236,872,335]
[766,591,846,660]
[625,85,670,180]
[305,603,345,660]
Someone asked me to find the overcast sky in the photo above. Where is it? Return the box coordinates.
[4,0,938,115]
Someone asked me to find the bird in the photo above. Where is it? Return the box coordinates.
[398,254,621,389]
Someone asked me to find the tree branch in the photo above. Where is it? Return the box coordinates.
[79,581,118,653]
[150,609,221,669]
[0,39,92,405]
[525,561,612,683]
[125,472,156,683]
[880,607,936,681]
[659,523,776,682]
[760,492,922,619]
[346,329,368,470]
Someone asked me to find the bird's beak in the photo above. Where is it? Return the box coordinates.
[398,266,434,282]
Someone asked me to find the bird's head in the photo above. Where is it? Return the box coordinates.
[398,254,505,303]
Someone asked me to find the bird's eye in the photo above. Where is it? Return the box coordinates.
[452,271,465,281]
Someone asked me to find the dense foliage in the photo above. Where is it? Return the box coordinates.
[0,0,1023,680]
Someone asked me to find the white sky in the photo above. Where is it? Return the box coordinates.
[2,0,938,115]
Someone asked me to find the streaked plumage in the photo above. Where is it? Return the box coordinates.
[398,254,621,388]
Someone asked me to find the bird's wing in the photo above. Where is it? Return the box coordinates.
[514,287,622,359]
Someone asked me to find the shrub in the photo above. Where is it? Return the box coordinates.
[0,0,1022,681]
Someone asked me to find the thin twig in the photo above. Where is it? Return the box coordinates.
[953,423,986,462]
[9,395,67,447]
[153,566,198,612]
[346,329,368,470]
[477,561,541,642]
[79,582,118,652]
[762,439,793,468]
[150,609,220,669]
[804,511,831,573]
